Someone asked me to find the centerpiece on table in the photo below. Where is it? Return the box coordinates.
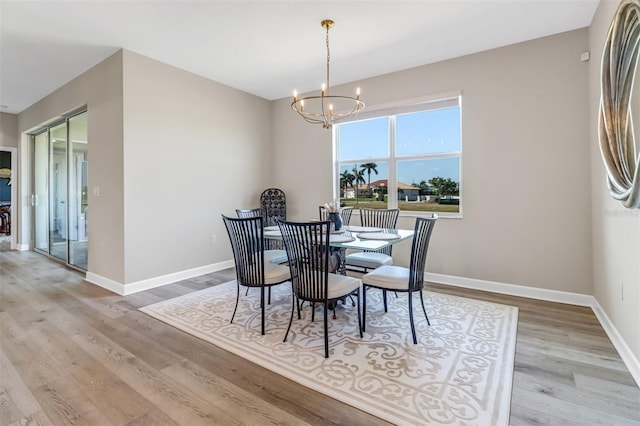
[324,201,343,232]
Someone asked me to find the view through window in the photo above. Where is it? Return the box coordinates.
[335,96,461,215]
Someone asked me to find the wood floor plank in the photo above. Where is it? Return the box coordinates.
[0,313,63,390]
[5,409,55,426]
[514,369,640,421]
[512,386,636,426]
[161,360,311,425]
[509,402,552,426]
[69,325,242,425]
[1,249,638,426]
[515,339,630,373]
[124,409,180,426]
[574,372,640,404]
[47,288,185,372]
[0,352,44,423]
[133,313,387,425]
[515,350,639,390]
[31,377,113,426]
[25,322,152,425]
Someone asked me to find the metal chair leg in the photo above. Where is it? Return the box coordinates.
[284,293,295,342]
[383,289,388,312]
[408,292,417,344]
[362,285,368,332]
[230,283,241,324]
[356,289,363,338]
[419,290,431,326]
[323,303,329,358]
[260,287,266,335]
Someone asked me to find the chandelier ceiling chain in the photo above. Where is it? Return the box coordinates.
[325,20,331,96]
[291,19,365,129]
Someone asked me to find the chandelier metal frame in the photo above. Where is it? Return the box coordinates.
[291,19,365,129]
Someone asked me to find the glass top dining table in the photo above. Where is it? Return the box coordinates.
[263,225,414,274]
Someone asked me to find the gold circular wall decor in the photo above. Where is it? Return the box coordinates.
[599,0,640,208]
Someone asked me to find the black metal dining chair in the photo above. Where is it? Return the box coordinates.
[361,214,438,344]
[235,208,287,265]
[260,188,286,226]
[260,188,286,252]
[345,208,400,273]
[235,208,262,218]
[222,215,291,335]
[277,218,362,358]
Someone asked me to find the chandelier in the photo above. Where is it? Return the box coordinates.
[291,19,365,129]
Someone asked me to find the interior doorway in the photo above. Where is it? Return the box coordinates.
[0,148,15,250]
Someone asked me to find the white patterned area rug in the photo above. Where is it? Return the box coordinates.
[140,280,518,425]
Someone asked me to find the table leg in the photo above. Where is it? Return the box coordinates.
[330,247,346,275]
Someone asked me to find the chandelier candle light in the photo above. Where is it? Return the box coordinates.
[292,19,365,129]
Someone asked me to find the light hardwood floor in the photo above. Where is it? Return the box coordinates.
[1,249,639,425]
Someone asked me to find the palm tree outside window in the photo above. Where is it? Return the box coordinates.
[360,162,379,198]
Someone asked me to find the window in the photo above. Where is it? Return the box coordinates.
[335,95,461,216]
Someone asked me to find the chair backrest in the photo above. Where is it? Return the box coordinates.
[222,214,266,287]
[318,205,353,225]
[408,214,438,291]
[359,208,399,228]
[277,219,331,303]
[236,208,262,218]
[359,208,400,255]
[260,188,286,227]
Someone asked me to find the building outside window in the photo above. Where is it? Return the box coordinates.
[335,94,462,216]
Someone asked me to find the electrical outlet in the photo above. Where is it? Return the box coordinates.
[211,235,217,245]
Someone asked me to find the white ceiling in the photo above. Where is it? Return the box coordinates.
[0,0,599,114]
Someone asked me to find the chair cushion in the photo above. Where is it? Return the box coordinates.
[264,262,291,285]
[362,265,411,290]
[327,273,361,300]
[264,249,287,264]
[345,252,393,269]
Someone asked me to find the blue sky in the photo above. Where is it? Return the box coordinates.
[338,107,460,186]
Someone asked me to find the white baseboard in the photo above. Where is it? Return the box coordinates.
[85,272,126,295]
[424,272,640,388]
[85,259,235,296]
[590,299,640,387]
[424,272,594,306]
[17,243,29,251]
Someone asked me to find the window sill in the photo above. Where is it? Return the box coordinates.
[349,207,462,220]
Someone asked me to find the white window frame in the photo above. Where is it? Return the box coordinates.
[333,92,462,218]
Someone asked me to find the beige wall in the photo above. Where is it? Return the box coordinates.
[1,113,19,147]
[589,0,640,365]
[14,49,273,288]
[273,29,593,295]
[121,50,272,283]
[17,51,125,282]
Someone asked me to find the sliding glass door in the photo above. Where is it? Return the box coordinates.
[33,132,49,252]
[49,121,68,262]
[68,112,88,269]
[32,110,88,270]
